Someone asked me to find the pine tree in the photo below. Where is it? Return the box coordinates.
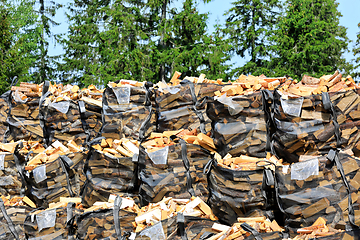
[270,0,349,79]
[224,0,281,78]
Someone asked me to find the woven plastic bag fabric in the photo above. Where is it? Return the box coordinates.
[25,156,80,208]
[138,141,210,206]
[23,205,82,240]
[0,92,10,143]
[135,215,219,240]
[82,146,137,207]
[76,207,136,239]
[101,84,155,141]
[0,200,32,240]
[274,154,356,230]
[155,81,209,133]
[206,91,271,158]
[42,100,88,147]
[7,93,43,143]
[207,159,271,225]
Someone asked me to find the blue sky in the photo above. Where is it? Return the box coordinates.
[49,0,360,74]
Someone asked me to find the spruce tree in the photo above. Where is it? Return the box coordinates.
[224,0,281,77]
[270,0,349,79]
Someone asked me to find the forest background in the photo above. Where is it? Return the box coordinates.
[1,0,360,94]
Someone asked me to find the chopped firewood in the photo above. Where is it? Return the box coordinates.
[0,195,36,208]
[133,196,217,232]
[292,217,343,240]
[210,217,284,240]
[25,140,82,170]
[278,70,359,98]
[143,128,216,153]
[91,138,139,158]
[214,152,282,171]
[84,194,139,213]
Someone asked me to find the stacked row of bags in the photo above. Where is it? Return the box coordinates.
[1,70,360,239]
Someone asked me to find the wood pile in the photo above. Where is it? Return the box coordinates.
[210,216,284,240]
[0,142,25,196]
[278,71,358,98]
[23,197,83,239]
[101,80,155,141]
[0,97,9,143]
[292,217,343,240]
[76,195,137,240]
[133,196,217,232]
[206,91,270,158]
[82,138,139,207]
[7,83,44,142]
[214,152,282,171]
[207,154,271,225]
[275,153,360,230]
[139,133,211,205]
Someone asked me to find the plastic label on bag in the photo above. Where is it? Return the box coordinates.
[113,86,130,104]
[50,101,70,114]
[12,90,28,103]
[137,221,165,240]
[33,165,47,183]
[0,154,4,170]
[146,146,169,165]
[215,94,243,115]
[158,80,180,94]
[280,97,304,117]
[0,176,14,186]
[36,208,56,232]
[291,159,319,180]
[282,165,289,174]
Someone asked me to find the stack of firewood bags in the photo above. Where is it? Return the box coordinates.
[0,71,360,239]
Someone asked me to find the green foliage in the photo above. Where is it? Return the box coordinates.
[269,0,349,79]
[353,23,360,80]
[224,0,281,78]
[0,0,42,93]
[60,0,231,86]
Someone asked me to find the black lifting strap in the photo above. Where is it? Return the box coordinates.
[59,155,75,197]
[39,81,51,147]
[180,139,196,197]
[261,90,274,153]
[113,195,125,240]
[327,149,360,230]
[0,198,20,240]
[177,213,188,240]
[67,202,76,240]
[322,92,341,148]
[14,142,26,196]
[78,100,91,145]
[240,223,263,240]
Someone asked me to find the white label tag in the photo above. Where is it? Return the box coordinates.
[113,86,130,104]
[0,154,5,170]
[137,222,165,240]
[50,101,70,114]
[281,97,304,117]
[33,165,47,183]
[36,208,56,232]
[291,159,319,180]
[146,146,169,165]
